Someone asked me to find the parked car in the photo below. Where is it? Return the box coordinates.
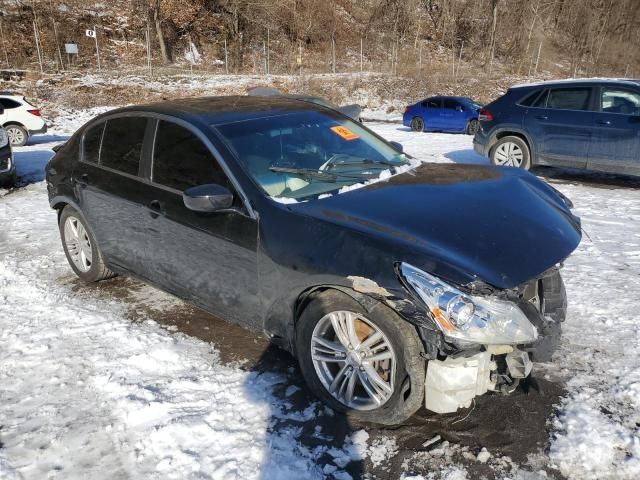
[474,78,640,176]
[247,86,362,121]
[0,126,15,187]
[46,97,581,425]
[0,92,47,146]
[403,96,482,134]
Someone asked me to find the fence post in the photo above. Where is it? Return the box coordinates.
[360,37,363,73]
[331,37,336,73]
[94,25,101,71]
[224,39,229,74]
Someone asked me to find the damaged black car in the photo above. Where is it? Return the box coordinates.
[46,97,581,425]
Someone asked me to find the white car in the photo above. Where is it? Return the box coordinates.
[0,92,47,146]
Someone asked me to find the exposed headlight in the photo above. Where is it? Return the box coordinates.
[0,128,8,148]
[399,263,538,345]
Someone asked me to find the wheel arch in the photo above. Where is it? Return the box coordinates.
[3,121,26,128]
[489,128,536,164]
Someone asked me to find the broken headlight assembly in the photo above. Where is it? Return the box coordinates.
[399,263,538,345]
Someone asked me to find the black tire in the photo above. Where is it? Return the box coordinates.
[466,119,479,135]
[295,289,425,425]
[59,205,116,283]
[6,125,28,147]
[489,135,531,170]
[410,117,424,132]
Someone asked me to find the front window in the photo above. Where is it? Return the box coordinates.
[214,111,409,201]
[601,88,640,115]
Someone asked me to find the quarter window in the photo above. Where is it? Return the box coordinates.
[0,98,21,109]
[100,117,147,176]
[83,122,105,164]
[547,88,592,111]
[153,121,228,191]
[601,88,640,115]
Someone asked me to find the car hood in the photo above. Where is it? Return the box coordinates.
[289,163,581,289]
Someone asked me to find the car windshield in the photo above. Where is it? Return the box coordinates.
[214,111,409,201]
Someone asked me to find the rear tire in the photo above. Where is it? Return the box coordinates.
[59,205,116,283]
[296,290,425,425]
[490,135,531,170]
[410,117,425,132]
[6,125,28,147]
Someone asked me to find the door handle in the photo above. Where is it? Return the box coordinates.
[148,199,163,218]
[536,115,548,120]
[597,119,611,126]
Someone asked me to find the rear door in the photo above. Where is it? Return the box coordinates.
[75,115,156,272]
[524,86,595,168]
[441,98,467,131]
[588,86,640,175]
[421,98,444,129]
[142,119,260,326]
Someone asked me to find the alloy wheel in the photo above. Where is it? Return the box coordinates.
[6,126,26,146]
[494,141,524,167]
[64,216,93,272]
[410,117,424,132]
[311,310,396,410]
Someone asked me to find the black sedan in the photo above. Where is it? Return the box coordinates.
[46,97,581,425]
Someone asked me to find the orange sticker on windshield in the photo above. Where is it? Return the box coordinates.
[330,125,359,141]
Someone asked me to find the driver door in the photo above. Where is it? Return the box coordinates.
[143,119,260,327]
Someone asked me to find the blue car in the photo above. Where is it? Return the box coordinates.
[473,78,640,176]
[403,96,482,135]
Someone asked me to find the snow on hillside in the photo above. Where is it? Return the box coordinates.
[1,112,640,479]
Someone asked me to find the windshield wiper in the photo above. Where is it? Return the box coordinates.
[325,156,410,170]
[269,166,378,181]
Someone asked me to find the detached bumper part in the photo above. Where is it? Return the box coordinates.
[424,349,533,413]
[425,352,496,414]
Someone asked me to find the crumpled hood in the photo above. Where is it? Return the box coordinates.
[290,163,581,289]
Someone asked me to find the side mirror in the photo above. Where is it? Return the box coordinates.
[183,184,234,212]
[456,106,465,112]
[389,141,403,153]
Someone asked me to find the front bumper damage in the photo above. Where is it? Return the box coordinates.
[413,268,564,414]
[424,347,533,413]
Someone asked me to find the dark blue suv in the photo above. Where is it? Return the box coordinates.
[473,79,640,177]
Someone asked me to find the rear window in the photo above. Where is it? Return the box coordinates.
[547,88,592,111]
[100,117,147,176]
[83,122,105,164]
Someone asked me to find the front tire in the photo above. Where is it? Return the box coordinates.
[410,117,424,132]
[466,119,479,135]
[296,290,425,425]
[6,125,28,147]
[59,205,116,283]
[490,135,531,169]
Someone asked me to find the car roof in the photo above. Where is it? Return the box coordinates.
[510,78,640,89]
[95,96,334,125]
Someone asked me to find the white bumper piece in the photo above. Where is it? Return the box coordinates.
[424,352,497,414]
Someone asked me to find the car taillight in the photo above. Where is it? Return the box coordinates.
[478,108,493,121]
[27,109,41,116]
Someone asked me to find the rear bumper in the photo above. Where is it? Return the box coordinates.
[28,124,48,135]
[473,129,490,157]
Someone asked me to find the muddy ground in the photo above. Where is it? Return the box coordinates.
[67,275,566,479]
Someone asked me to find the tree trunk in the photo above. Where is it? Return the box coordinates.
[152,2,171,64]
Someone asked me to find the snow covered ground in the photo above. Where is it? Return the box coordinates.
[1,111,639,480]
